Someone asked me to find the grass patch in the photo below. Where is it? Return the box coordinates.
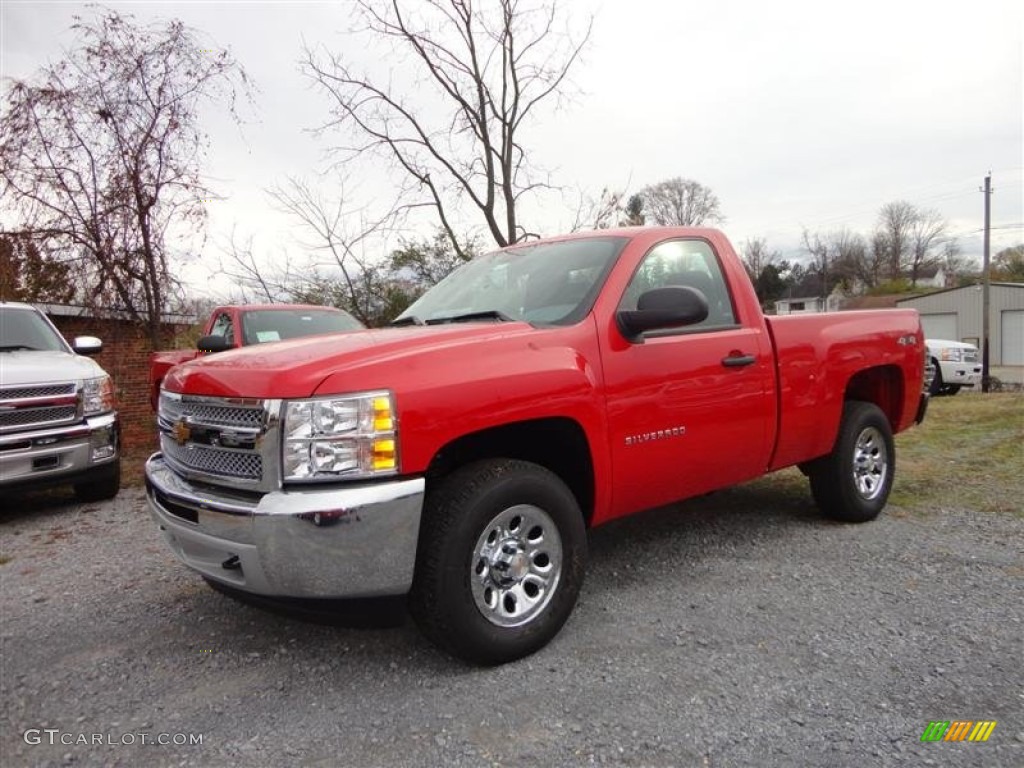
[889,393,1023,516]
[729,393,1023,518]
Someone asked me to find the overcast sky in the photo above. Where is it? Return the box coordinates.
[3,0,1022,297]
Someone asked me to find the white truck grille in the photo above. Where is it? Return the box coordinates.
[0,383,79,433]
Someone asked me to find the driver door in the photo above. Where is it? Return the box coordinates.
[601,238,775,519]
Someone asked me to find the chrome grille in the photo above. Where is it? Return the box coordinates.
[1,383,76,400]
[963,349,979,363]
[157,392,274,488]
[161,436,263,480]
[0,405,79,430]
[159,393,264,429]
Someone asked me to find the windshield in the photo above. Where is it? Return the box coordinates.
[395,236,627,326]
[0,307,69,352]
[240,308,364,345]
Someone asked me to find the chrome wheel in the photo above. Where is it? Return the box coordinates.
[470,504,563,628]
[852,426,888,500]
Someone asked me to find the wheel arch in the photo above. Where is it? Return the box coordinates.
[424,417,596,526]
[843,364,905,428]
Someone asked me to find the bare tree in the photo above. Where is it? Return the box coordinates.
[907,208,947,286]
[740,237,780,282]
[0,8,249,347]
[800,229,830,297]
[876,201,918,280]
[826,229,870,290]
[304,0,591,257]
[266,177,401,325]
[938,241,975,286]
[801,228,870,296]
[638,177,723,226]
[570,187,625,232]
[865,231,889,288]
[215,228,296,304]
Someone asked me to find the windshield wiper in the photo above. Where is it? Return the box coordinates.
[0,344,39,352]
[389,315,424,327]
[424,310,514,325]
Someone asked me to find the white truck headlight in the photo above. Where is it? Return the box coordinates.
[940,347,963,362]
[282,391,398,481]
[82,375,115,416]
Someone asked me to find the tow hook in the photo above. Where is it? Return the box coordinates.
[221,555,241,571]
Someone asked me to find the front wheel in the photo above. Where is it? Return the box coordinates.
[808,401,894,523]
[409,459,586,665]
[928,361,943,396]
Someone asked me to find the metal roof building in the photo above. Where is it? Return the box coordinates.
[896,283,1024,366]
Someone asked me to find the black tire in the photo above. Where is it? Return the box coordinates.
[73,459,121,502]
[928,360,943,396]
[409,459,586,665]
[808,401,894,523]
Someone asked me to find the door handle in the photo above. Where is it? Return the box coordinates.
[722,354,756,368]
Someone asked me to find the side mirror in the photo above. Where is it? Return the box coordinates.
[72,336,103,356]
[616,286,709,341]
[197,335,232,353]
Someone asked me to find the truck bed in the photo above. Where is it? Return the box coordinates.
[766,309,924,471]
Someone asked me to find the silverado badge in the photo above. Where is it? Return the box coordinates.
[172,420,191,446]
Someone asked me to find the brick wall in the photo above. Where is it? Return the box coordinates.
[48,314,189,455]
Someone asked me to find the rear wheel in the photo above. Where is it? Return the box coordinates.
[409,459,586,665]
[808,401,894,523]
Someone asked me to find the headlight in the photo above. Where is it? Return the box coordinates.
[282,391,398,482]
[82,375,115,415]
[940,348,963,362]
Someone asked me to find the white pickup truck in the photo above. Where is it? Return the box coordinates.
[0,302,121,500]
[926,338,982,396]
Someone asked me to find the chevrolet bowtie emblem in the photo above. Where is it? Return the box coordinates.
[172,419,191,446]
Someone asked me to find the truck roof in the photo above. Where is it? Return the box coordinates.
[216,304,347,312]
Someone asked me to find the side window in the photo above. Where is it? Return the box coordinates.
[209,313,234,344]
[618,239,736,329]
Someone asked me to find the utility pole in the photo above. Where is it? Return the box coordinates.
[981,173,992,393]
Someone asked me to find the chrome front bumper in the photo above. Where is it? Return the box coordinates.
[145,453,425,598]
[0,412,119,488]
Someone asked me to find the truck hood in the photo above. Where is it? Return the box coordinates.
[163,323,539,399]
[0,350,107,387]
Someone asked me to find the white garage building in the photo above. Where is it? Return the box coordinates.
[896,283,1024,366]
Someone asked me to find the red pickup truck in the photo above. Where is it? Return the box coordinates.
[148,304,363,408]
[145,228,928,664]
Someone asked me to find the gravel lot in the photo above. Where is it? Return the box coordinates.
[2,477,1021,767]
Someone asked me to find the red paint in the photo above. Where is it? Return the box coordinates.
[161,228,925,527]
[148,304,361,409]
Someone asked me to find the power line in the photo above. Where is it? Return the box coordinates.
[749,167,1024,241]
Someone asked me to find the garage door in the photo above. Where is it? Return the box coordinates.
[921,313,957,340]
[1002,310,1024,365]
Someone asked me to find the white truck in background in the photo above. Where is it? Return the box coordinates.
[926,338,982,396]
[0,302,120,500]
